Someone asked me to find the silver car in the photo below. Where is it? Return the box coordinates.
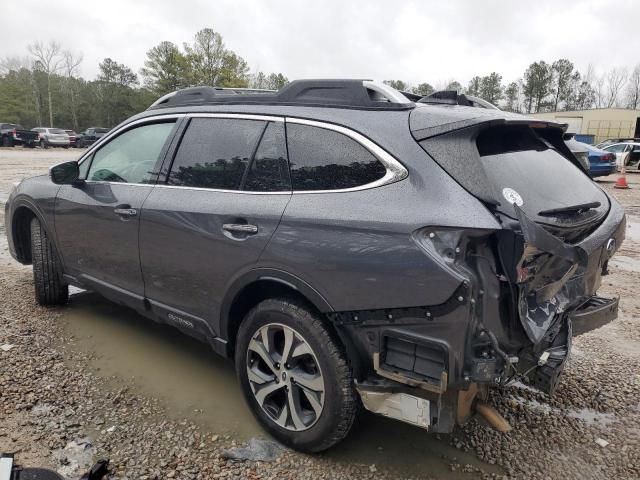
[32,127,70,149]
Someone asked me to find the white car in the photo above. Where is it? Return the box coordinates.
[601,141,640,169]
[32,127,71,149]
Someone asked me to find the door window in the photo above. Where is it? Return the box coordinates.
[168,118,290,192]
[243,122,290,192]
[286,123,387,191]
[87,122,175,184]
[604,144,626,153]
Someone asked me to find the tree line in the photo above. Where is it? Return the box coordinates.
[384,59,640,113]
[1,27,639,131]
[0,28,288,131]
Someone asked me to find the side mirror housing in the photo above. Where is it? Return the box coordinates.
[50,161,81,185]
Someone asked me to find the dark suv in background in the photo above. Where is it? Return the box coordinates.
[76,127,110,148]
[5,80,625,452]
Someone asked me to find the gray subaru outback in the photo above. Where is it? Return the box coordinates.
[5,80,625,452]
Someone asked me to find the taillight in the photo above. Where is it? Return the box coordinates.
[12,128,17,138]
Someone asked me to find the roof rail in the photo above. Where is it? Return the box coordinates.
[418,90,500,110]
[147,79,415,111]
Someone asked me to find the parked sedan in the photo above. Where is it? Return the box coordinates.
[64,130,78,147]
[32,128,71,149]
[77,127,110,148]
[564,134,590,172]
[579,142,617,177]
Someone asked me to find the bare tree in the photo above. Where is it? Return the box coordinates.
[0,56,31,74]
[605,67,627,108]
[28,40,64,127]
[593,74,606,108]
[62,50,83,130]
[625,64,640,109]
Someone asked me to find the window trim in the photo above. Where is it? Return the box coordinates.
[77,114,186,167]
[77,112,408,195]
[285,117,408,194]
[79,115,183,185]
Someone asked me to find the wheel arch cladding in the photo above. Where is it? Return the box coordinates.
[221,273,335,357]
[11,205,38,264]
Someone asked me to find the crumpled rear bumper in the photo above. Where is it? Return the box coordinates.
[570,296,619,336]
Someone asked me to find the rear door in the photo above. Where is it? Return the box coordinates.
[139,114,291,335]
[55,118,179,305]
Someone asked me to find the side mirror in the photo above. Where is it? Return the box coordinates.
[50,161,81,185]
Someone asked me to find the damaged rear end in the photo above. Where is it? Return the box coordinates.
[346,105,626,434]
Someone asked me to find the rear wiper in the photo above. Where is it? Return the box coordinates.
[538,201,601,217]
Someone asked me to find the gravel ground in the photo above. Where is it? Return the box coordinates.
[0,147,639,479]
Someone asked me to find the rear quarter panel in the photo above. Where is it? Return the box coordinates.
[259,124,501,312]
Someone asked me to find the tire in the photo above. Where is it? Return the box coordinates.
[2,136,13,147]
[235,298,357,452]
[40,139,48,149]
[30,217,68,305]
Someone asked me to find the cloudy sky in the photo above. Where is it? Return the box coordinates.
[1,0,638,86]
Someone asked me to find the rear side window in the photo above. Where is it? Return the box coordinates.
[243,122,290,192]
[168,118,291,192]
[168,118,265,190]
[286,123,387,191]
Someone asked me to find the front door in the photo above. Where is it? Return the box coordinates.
[55,120,178,304]
[139,115,291,335]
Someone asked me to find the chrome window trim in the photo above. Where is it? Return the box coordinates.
[77,113,186,166]
[155,184,291,195]
[76,113,408,196]
[285,117,408,194]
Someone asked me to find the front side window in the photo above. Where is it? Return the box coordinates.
[168,118,290,192]
[286,123,387,191]
[87,122,175,184]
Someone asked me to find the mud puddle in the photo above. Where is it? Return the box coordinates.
[61,291,500,478]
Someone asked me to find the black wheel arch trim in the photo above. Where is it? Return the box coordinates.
[219,268,334,341]
[8,196,57,264]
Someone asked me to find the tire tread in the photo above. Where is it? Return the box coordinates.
[30,217,68,305]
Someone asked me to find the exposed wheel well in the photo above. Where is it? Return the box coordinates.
[225,279,364,378]
[226,280,327,357]
[11,206,36,264]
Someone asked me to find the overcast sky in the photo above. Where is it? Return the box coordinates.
[1,0,638,86]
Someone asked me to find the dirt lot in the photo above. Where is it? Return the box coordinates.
[0,147,639,480]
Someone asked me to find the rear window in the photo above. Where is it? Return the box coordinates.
[476,126,547,157]
[50,128,66,134]
[286,123,387,191]
[96,128,110,134]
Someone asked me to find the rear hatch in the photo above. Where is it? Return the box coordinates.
[410,105,608,240]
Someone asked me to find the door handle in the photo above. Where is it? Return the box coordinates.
[114,206,137,217]
[222,223,258,234]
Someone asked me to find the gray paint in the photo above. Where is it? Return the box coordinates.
[4,99,625,398]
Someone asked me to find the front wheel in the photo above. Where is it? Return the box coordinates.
[235,298,357,452]
[30,217,68,305]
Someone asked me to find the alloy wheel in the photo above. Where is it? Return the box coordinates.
[246,323,325,431]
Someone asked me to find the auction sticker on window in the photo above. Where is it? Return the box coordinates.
[502,187,524,206]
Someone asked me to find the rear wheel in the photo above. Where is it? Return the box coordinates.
[30,217,68,305]
[235,298,357,452]
[40,139,48,149]
[2,136,13,147]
